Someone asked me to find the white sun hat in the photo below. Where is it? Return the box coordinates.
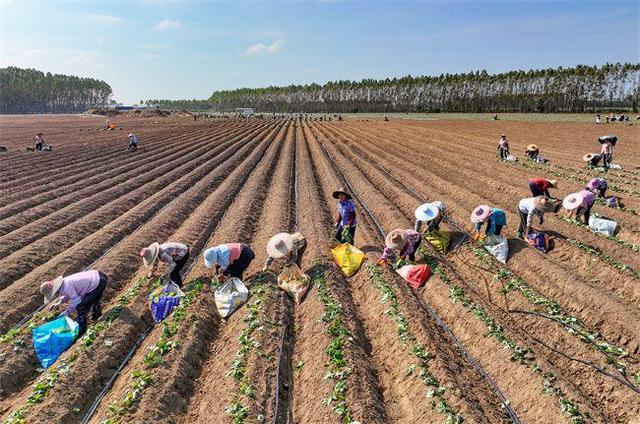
[415,203,440,222]
[266,233,295,259]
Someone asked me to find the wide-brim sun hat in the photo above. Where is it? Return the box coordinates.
[332,187,352,200]
[471,205,491,223]
[583,153,598,162]
[548,179,558,188]
[385,228,408,250]
[266,233,294,259]
[128,133,134,137]
[40,276,63,305]
[415,203,440,222]
[563,192,584,211]
[140,242,160,267]
[526,144,539,151]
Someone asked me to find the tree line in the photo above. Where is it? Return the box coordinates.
[0,67,113,114]
[143,99,212,111]
[208,63,640,113]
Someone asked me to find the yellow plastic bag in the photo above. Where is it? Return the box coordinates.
[331,243,366,277]
[424,230,451,254]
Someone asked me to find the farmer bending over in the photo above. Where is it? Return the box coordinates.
[414,202,447,232]
[334,187,357,244]
[40,270,108,336]
[563,190,596,224]
[263,232,307,272]
[471,205,507,238]
[380,228,422,265]
[517,196,559,239]
[586,178,608,198]
[128,133,138,150]
[528,178,557,198]
[524,144,540,161]
[204,243,255,281]
[140,242,190,287]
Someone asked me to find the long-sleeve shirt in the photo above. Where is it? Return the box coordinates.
[498,138,509,148]
[205,243,242,273]
[129,135,138,145]
[337,200,357,226]
[264,233,307,268]
[600,143,612,155]
[579,190,596,208]
[414,202,447,232]
[529,178,551,195]
[474,208,507,235]
[519,197,545,227]
[159,242,188,271]
[59,270,100,312]
[586,178,607,192]
[381,229,421,262]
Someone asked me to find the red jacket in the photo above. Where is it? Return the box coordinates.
[529,178,550,191]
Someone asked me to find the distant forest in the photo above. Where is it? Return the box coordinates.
[0,67,112,114]
[208,63,640,113]
[143,99,211,111]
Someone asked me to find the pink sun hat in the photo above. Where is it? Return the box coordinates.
[471,205,491,223]
[562,192,584,211]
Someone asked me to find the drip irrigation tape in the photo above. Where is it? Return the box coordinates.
[80,121,285,423]
[80,325,153,424]
[316,136,521,424]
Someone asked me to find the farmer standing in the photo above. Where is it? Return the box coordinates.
[600,139,614,170]
[263,232,307,272]
[497,134,509,161]
[471,205,507,237]
[586,178,608,198]
[380,228,422,264]
[204,243,255,280]
[334,187,357,244]
[140,242,190,287]
[39,270,108,336]
[414,202,447,232]
[517,196,558,239]
[528,178,558,197]
[34,133,45,151]
[563,190,596,224]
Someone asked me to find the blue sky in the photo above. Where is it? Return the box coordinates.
[1,0,638,104]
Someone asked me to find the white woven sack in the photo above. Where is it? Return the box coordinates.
[484,235,509,263]
[214,277,249,318]
[588,215,617,236]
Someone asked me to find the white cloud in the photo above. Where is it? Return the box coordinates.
[154,19,182,30]
[88,14,123,24]
[245,39,283,56]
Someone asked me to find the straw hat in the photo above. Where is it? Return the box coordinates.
[128,133,134,137]
[526,144,539,151]
[40,276,63,305]
[471,205,491,223]
[548,179,558,188]
[385,229,407,250]
[415,202,440,222]
[563,192,584,211]
[140,242,160,267]
[583,153,598,162]
[266,233,294,259]
[332,187,352,199]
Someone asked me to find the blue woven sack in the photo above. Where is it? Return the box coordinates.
[32,316,79,368]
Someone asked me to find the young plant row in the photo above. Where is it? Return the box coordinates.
[567,239,640,280]
[4,276,155,424]
[430,260,589,423]
[311,261,358,424]
[552,163,640,189]
[225,277,272,424]
[561,217,640,253]
[469,248,631,375]
[101,278,207,424]
[365,264,463,424]
[594,198,637,216]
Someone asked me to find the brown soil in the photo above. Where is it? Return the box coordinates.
[0,114,638,423]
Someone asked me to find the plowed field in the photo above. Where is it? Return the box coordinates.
[0,114,638,424]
